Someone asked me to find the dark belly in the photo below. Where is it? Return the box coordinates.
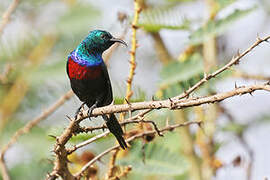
[70,76,112,107]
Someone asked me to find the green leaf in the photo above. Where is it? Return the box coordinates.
[189,7,257,45]
[138,6,190,32]
[117,141,188,176]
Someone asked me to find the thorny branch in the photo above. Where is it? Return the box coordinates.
[75,83,270,118]
[173,35,270,101]
[47,82,270,180]
[46,35,270,180]
[74,120,201,179]
[125,0,141,101]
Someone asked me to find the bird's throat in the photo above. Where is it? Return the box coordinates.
[71,43,103,67]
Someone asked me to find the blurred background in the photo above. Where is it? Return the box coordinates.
[1,0,270,179]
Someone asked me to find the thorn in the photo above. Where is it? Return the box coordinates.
[249,92,253,96]
[198,121,203,128]
[236,49,241,57]
[168,98,174,109]
[66,115,73,121]
[256,33,262,42]
[151,96,155,101]
[204,72,207,79]
[234,82,238,89]
[125,98,131,105]
[48,135,57,139]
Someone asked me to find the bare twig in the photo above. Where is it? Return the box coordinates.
[233,71,270,81]
[68,110,152,154]
[110,165,132,180]
[75,120,201,179]
[173,35,270,100]
[125,0,141,101]
[47,35,270,180]
[106,149,120,179]
[0,90,74,180]
[47,83,270,179]
[0,0,20,36]
[74,83,270,118]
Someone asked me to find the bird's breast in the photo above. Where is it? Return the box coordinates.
[68,57,102,80]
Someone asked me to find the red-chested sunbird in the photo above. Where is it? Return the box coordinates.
[66,30,128,149]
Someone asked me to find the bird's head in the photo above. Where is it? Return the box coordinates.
[82,30,127,53]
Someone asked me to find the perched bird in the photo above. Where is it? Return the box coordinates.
[66,30,128,149]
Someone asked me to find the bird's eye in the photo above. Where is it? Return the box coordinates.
[101,34,105,39]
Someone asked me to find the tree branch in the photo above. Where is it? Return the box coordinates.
[173,35,270,100]
[0,90,74,180]
[72,83,270,119]
[74,120,201,179]
[0,0,20,36]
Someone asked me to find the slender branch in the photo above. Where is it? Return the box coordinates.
[47,83,270,179]
[0,0,20,36]
[110,165,132,180]
[173,35,270,100]
[0,90,74,180]
[106,149,120,179]
[125,0,141,101]
[47,35,270,179]
[233,70,270,81]
[0,160,9,180]
[75,120,201,179]
[68,110,152,154]
[73,83,270,118]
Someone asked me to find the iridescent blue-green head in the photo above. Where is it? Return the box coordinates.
[80,30,127,53]
[71,30,127,66]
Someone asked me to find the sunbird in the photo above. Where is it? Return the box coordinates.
[66,30,128,149]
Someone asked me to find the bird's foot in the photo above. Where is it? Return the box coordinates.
[87,101,98,121]
[74,102,86,119]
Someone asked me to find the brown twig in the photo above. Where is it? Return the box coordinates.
[106,149,120,179]
[46,35,270,180]
[125,0,141,101]
[73,83,270,118]
[47,83,270,179]
[0,90,74,180]
[173,35,270,100]
[75,120,201,179]
[0,0,20,36]
[110,165,132,180]
[233,71,270,81]
[68,110,152,154]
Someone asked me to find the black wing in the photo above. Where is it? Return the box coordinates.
[101,63,113,106]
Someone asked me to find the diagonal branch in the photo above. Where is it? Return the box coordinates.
[0,0,20,36]
[0,90,74,180]
[173,35,270,100]
[74,120,201,179]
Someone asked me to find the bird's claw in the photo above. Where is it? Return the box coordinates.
[87,110,92,121]
[74,103,86,119]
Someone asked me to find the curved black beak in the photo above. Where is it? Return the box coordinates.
[110,37,127,47]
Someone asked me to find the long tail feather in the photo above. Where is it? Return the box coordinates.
[102,114,127,149]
